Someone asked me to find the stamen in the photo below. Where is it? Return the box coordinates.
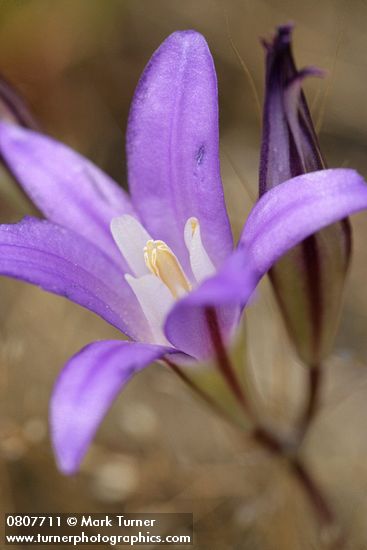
[144,240,191,298]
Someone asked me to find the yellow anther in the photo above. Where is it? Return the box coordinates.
[189,218,198,235]
[144,240,191,298]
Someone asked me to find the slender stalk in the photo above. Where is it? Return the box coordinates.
[290,457,344,549]
[252,427,343,547]
[204,307,249,413]
[290,456,334,526]
[297,363,322,443]
[252,425,286,455]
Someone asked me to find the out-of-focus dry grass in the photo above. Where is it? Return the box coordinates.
[1,1,367,548]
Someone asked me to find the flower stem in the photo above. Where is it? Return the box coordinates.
[297,363,322,443]
[290,456,334,525]
[290,457,345,548]
[252,425,286,455]
[252,427,344,547]
[204,307,249,413]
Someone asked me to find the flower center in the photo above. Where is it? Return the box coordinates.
[110,214,216,344]
[144,239,191,298]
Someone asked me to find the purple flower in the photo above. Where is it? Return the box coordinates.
[0,30,366,474]
[260,24,352,365]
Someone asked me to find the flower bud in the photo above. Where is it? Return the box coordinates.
[260,25,351,365]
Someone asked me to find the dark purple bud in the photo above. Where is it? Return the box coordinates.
[259,24,351,365]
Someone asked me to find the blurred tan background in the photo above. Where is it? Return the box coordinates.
[1,1,367,548]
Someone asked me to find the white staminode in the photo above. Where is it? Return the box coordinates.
[111,215,216,344]
[124,273,174,344]
[111,216,151,277]
[184,217,215,283]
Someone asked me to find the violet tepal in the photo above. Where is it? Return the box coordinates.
[260,24,351,365]
[0,30,366,475]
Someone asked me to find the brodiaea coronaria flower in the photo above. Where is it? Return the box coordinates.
[0,30,366,474]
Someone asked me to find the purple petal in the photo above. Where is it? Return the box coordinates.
[241,169,365,275]
[50,340,170,474]
[127,30,232,275]
[165,168,367,351]
[164,302,240,360]
[0,217,150,340]
[0,122,134,266]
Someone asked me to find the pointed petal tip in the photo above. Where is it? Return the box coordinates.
[54,454,79,476]
[50,406,81,477]
[276,22,295,35]
[294,66,325,80]
[275,22,295,43]
[285,66,325,94]
[262,22,294,51]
